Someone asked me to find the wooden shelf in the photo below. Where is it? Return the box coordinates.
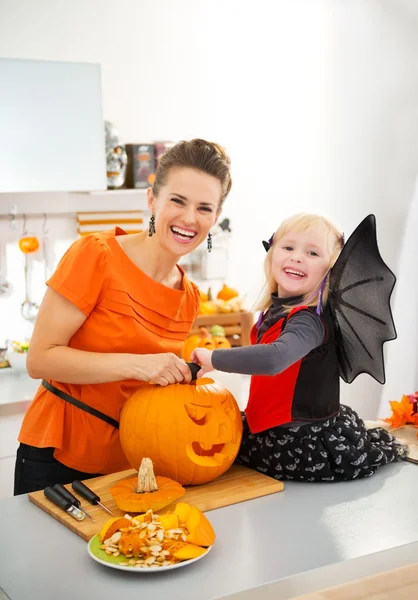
[190,311,254,347]
[0,189,149,219]
[70,189,147,195]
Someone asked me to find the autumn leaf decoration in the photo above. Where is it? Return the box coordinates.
[383,392,418,437]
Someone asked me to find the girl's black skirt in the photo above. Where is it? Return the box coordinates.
[236,405,408,482]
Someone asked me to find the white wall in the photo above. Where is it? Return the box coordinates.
[331,0,418,417]
[1,0,417,416]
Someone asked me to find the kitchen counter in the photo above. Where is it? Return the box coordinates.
[0,461,417,600]
[0,368,40,406]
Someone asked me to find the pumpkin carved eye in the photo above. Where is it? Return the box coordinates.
[184,404,207,426]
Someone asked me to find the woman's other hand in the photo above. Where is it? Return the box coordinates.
[190,348,214,377]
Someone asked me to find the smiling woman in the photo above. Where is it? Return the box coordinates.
[14,139,233,495]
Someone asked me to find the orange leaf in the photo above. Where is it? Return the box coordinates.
[385,395,416,428]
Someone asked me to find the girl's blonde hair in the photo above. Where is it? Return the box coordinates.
[256,213,344,313]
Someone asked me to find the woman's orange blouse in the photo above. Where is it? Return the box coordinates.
[18,228,200,474]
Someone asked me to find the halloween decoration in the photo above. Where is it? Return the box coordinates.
[105,120,127,189]
[382,394,418,431]
[199,284,243,314]
[119,378,243,485]
[182,327,216,361]
[110,458,185,513]
[327,214,397,384]
[209,325,231,349]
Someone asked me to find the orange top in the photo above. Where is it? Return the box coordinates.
[18,228,200,474]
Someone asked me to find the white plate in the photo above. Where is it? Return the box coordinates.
[87,534,212,572]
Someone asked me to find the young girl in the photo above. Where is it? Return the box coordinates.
[191,213,408,482]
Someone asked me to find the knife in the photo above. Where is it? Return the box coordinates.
[44,486,85,521]
[53,483,95,521]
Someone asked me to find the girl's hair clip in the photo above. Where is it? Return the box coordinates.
[262,233,274,253]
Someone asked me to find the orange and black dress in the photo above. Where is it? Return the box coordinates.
[14,228,200,494]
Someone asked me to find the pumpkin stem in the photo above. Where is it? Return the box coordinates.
[136,458,159,493]
[199,327,211,338]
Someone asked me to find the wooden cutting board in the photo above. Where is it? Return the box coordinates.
[28,464,284,542]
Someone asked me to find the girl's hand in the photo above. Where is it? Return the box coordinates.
[190,348,214,377]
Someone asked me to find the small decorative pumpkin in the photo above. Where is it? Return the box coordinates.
[217,283,238,301]
[119,378,243,485]
[182,327,216,361]
[110,457,185,513]
[199,300,218,315]
[18,235,40,254]
[199,287,212,303]
[209,325,232,350]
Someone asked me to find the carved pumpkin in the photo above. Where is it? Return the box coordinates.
[119,378,243,485]
[110,458,185,513]
[18,235,40,254]
[209,325,232,350]
[182,327,216,361]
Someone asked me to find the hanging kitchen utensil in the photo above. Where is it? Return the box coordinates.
[19,215,40,322]
[0,241,12,299]
[42,214,49,282]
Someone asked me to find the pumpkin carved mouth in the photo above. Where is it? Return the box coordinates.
[186,442,227,467]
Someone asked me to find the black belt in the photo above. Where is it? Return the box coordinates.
[42,380,119,429]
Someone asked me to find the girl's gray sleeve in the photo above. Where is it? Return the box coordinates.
[211,310,325,376]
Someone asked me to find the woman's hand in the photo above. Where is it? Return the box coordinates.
[190,348,214,377]
[129,354,192,386]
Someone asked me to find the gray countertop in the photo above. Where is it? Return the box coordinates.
[0,461,417,600]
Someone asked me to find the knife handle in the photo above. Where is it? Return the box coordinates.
[53,484,80,508]
[186,362,200,381]
[72,480,100,504]
[44,486,72,511]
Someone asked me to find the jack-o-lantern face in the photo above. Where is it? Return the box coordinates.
[119,378,243,485]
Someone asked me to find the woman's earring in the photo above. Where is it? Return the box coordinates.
[148,214,156,237]
[207,232,212,253]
